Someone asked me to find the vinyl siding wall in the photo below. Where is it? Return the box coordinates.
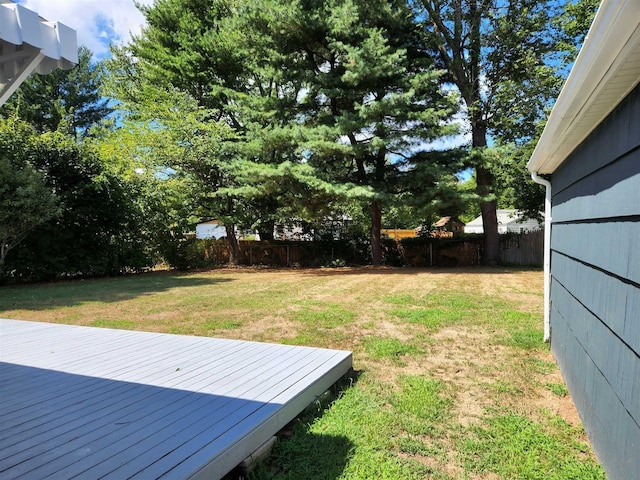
[550,83,640,480]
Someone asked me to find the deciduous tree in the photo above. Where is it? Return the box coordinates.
[415,0,567,264]
[0,120,59,274]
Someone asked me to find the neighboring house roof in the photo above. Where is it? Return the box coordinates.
[434,216,451,228]
[528,0,640,174]
[464,215,484,229]
[433,216,464,228]
[0,0,77,106]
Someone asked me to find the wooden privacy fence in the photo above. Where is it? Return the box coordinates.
[200,240,365,268]
[401,231,543,267]
[499,230,544,266]
[399,239,482,267]
[195,231,543,268]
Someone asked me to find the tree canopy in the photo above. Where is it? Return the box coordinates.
[0,120,60,273]
[110,0,464,264]
[414,0,579,264]
[1,0,598,278]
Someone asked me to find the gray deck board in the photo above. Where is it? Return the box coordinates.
[0,319,352,479]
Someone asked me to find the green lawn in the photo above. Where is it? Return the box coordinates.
[0,267,605,479]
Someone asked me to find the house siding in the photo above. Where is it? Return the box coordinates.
[550,83,640,480]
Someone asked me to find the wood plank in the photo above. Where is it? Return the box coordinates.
[70,351,345,479]
[10,349,321,478]
[551,253,640,354]
[553,83,640,194]
[0,319,352,480]
[0,340,269,443]
[1,343,296,469]
[550,281,639,425]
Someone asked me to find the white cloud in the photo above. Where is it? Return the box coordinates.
[18,0,154,58]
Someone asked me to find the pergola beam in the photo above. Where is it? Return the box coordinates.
[0,1,77,106]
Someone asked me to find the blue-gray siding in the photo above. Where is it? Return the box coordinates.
[0,319,352,479]
[550,83,640,480]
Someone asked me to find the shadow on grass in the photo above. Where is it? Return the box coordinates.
[237,371,361,480]
[0,271,233,310]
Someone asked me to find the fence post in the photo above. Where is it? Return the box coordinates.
[429,243,433,267]
[287,245,290,267]
[249,245,253,266]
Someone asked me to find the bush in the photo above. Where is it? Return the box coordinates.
[162,238,222,270]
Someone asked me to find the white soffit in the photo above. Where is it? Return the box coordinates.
[0,0,78,106]
[528,0,640,174]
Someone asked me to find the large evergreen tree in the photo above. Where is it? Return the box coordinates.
[255,0,459,264]
[109,0,375,264]
[109,0,463,265]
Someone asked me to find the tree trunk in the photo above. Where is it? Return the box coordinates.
[257,221,274,241]
[471,113,500,266]
[225,224,239,266]
[371,200,382,266]
[476,166,499,265]
[0,241,7,275]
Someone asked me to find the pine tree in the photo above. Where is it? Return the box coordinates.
[110,0,459,265]
[256,0,459,264]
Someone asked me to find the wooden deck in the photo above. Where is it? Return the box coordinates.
[0,319,352,479]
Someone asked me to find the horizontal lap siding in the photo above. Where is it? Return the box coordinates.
[551,221,640,284]
[549,83,640,480]
[552,147,640,223]
[550,294,639,475]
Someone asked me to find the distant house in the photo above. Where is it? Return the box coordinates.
[195,220,227,240]
[463,209,540,234]
[432,216,465,236]
[274,220,314,241]
[527,1,639,479]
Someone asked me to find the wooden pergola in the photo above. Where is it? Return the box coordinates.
[0,0,77,106]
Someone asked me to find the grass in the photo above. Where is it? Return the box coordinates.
[362,337,418,360]
[546,382,570,397]
[460,413,603,479]
[0,266,605,479]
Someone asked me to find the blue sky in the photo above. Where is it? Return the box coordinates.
[17,0,153,59]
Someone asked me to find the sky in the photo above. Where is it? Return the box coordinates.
[17,0,153,59]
